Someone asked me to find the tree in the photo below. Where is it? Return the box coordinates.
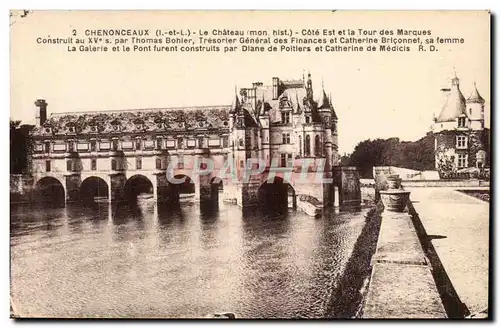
[10,120,35,174]
[346,135,436,178]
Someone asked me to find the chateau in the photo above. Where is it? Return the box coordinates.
[432,74,490,171]
[30,73,340,208]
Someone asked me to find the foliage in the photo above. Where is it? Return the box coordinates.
[345,134,436,178]
[10,120,35,174]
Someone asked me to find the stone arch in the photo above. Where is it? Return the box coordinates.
[258,176,296,213]
[80,176,109,203]
[167,174,196,203]
[123,174,154,202]
[33,176,65,207]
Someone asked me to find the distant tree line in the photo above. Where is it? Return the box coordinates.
[341,133,435,178]
[10,120,34,174]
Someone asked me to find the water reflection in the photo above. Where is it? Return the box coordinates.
[11,200,369,318]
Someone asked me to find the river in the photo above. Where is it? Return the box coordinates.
[10,200,369,318]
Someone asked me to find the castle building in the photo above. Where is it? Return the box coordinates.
[432,74,490,171]
[30,73,339,208]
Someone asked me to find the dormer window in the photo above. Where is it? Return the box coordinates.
[458,117,466,128]
[305,116,311,124]
[281,112,291,124]
[68,126,75,133]
[45,128,51,133]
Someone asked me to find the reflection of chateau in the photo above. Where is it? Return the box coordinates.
[30,73,340,208]
[432,74,490,170]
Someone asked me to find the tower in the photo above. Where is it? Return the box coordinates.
[466,82,485,129]
[35,99,47,126]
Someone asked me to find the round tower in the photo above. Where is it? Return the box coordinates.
[466,82,485,130]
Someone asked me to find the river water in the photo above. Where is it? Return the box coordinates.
[10,199,368,319]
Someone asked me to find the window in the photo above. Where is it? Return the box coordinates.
[299,135,302,156]
[222,136,229,148]
[44,142,50,153]
[281,112,291,124]
[136,157,142,170]
[458,117,466,128]
[240,160,244,168]
[305,135,311,156]
[111,159,117,171]
[305,116,311,124]
[45,160,51,172]
[315,135,321,156]
[91,159,97,171]
[198,137,204,148]
[280,154,286,167]
[469,108,472,115]
[68,141,75,152]
[282,133,291,144]
[156,138,163,150]
[66,160,72,171]
[287,154,293,166]
[239,138,244,147]
[112,140,119,151]
[178,137,184,149]
[135,139,142,150]
[458,154,467,168]
[156,158,162,170]
[456,136,467,149]
[90,140,97,152]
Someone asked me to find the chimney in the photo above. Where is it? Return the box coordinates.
[272,77,279,100]
[35,99,47,126]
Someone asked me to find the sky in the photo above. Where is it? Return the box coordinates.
[10,10,490,154]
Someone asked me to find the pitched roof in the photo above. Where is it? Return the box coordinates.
[32,106,231,136]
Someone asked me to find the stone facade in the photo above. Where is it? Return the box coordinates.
[432,74,490,172]
[29,73,340,208]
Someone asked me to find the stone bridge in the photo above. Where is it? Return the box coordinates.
[30,150,361,210]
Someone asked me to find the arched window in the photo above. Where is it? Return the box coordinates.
[315,135,321,156]
[305,135,311,156]
[156,158,162,170]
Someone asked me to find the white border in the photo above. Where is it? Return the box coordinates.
[3,1,499,327]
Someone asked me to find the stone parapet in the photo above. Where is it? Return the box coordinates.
[362,210,447,319]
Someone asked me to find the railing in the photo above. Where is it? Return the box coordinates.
[439,169,490,180]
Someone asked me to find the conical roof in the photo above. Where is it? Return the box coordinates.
[467,83,485,104]
[436,76,466,123]
[317,89,331,109]
[230,93,241,114]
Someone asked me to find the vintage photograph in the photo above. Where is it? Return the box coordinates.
[9,10,490,319]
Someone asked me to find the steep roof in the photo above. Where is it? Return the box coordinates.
[436,77,467,123]
[467,83,485,104]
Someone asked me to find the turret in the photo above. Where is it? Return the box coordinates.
[466,82,485,125]
[35,99,47,126]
